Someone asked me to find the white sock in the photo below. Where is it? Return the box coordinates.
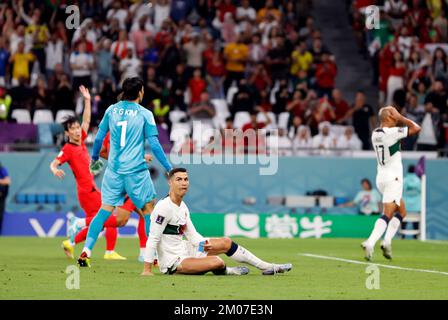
[366,217,388,247]
[383,216,402,245]
[69,241,75,247]
[105,250,114,254]
[82,247,91,257]
[76,218,86,228]
[228,245,271,270]
[140,248,145,257]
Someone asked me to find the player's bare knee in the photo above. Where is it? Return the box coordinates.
[222,237,232,250]
[211,256,225,269]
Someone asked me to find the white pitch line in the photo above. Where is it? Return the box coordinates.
[298,253,448,276]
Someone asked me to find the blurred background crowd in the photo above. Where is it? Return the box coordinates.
[0,0,447,156]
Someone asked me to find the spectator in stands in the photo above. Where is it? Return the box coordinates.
[242,107,271,132]
[170,0,195,23]
[417,97,440,151]
[188,68,207,105]
[9,41,35,86]
[348,90,375,150]
[312,121,336,153]
[0,37,10,87]
[336,126,363,152]
[315,52,337,98]
[32,76,52,111]
[257,0,281,23]
[273,84,289,116]
[131,16,153,59]
[183,33,206,79]
[189,91,216,124]
[292,125,312,155]
[287,115,303,139]
[106,0,129,30]
[70,42,93,89]
[237,0,256,22]
[45,33,64,80]
[424,80,447,148]
[386,52,406,105]
[0,86,12,121]
[9,76,33,113]
[430,47,448,84]
[248,62,271,93]
[95,38,114,87]
[206,49,226,100]
[223,34,249,94]
[290,41,313,87]
[231,78,255,115]
[286,90,306,122]
[339,178,382,216]
[119,49,142,86]
[0,161,10,234]
[266,36,290,82]
[330,89,351,124]
[143,66,163,107]
[306,95,335,135]
[53,73,75,112]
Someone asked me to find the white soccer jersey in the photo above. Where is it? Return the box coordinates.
[371,126,408,204]
[371,126,408,180]
[144,196,206,274]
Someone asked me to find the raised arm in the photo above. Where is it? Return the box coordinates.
[393,108,421,136]
[79,85,91,133]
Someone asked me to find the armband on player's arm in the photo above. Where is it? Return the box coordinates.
[147,135,173,172]
[91,128,108,161]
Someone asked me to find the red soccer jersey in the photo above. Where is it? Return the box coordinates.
[55,130,97,194]
[102,132,110,155]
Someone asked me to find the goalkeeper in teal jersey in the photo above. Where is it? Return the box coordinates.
[78,77,173,267]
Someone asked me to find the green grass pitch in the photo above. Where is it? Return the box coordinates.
[1,237,448,300]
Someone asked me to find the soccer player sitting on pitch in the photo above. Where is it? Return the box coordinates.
[77,77,173,267]
[362,106,421,261]
[141,168,292,276]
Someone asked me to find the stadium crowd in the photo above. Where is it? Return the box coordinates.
[352,0,448,152]
[0,0,446,155]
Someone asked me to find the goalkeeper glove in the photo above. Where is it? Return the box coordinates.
[90,159,104,176]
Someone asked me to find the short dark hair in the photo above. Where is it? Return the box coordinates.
[169,167,187,179]
[62,116,80,131]
[121,77,144,101]
[361,178,372,190]
[408,165,416,173]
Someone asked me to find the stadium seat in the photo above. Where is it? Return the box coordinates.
[170,122,191,143]
[57,194,66,204]
[36,194,46,204]
[211,99,230,129]
[15,194,27,204]
[33,109,54,124]
[211,99,230,119]
[226,85,239,106]
[169,110,187,124]
[55,110,76,124]
[46,194,58,204]
[256,111,277,130]
[192,121,215,151]
[278,112,290,130]
[233,111,251,129]
[26,194,37,204]
[11,109,32,124]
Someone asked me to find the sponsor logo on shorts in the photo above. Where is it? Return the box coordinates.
[155,215,165,224]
